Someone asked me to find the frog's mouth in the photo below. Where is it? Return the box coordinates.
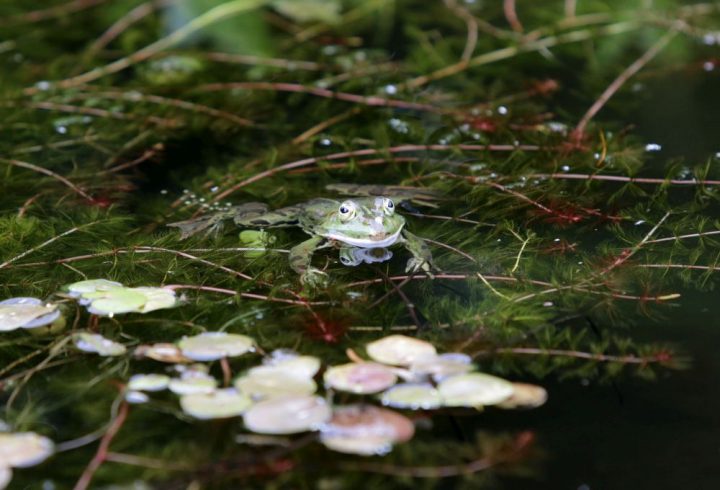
[327,226,403,248]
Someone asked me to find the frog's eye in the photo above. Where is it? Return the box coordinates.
[382,198,395,215]
[338,201,356,221]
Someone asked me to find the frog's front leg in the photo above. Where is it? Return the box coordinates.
[400,230,435,276]
[289,236,328,287]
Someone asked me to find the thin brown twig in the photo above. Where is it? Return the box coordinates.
[492,347,670,364]
[74,402,130,490]
[531,172,720,186]
[0,157,92,201]
[443,0,479,61]
[503,0,524,32]
[0,0,108,26]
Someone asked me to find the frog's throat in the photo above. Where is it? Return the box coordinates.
[326,226,403,248]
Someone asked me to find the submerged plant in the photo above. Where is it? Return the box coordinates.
[0,0,718,487]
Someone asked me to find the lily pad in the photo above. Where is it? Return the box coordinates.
[168,372,217,395]
[0,466,10,489]
[65,279,123,296]
[128,374,170,392]
[136,343,191,363]
[131,287,178,312]
[243,395,330,435]
[497,383,548,409]
[0,298,59,332]
[380,383,443,410]
[366,335,437,366]
[178,332,255,361]
[320,405,415,456]
[180,388,252,419]
[324,362,398,394]
[409,353,473,381]
[85,287,147,315]
[235,367,317,399]
[437,373,515,408]
[125,391,150,404]
[262,351,321,378]
[74,333,127,357]
[0,432,54,468]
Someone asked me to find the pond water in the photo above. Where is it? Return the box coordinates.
[1,1,719,489]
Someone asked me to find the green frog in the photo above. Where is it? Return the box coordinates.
[169,184,437,286]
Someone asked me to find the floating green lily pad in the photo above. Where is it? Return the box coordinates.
[324,362,398,394]
[235,367,317,399]
[409,353,473,381]
[180,388,252,420]
[319,405,415,456]
[85,287,147,315]
[262,352,321,378]
[366,335,437,366]
[65,279,123,296]
[497,383,549,409]
[74,333,127,357]
[437,373,515,407]
[128,374,170,392]
[168,373,217,395]
[0,432,54,468]
[380,383,443,410]
[136,343,190,363]
[243,395,331,435]
[0,300,58,332]
[178,332,255,361]
[131,287,178,312]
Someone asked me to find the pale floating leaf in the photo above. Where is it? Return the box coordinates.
[409,353,473,381]
[243,395,330,435]
[366,335,437,366]
[0,298,58,332]
[128,374,170,392]
[168,373,217,395]
[131,287,178,313]
[380,383,442,410]
[125,391,150,404]
[0,466,10,490]
[437,373,514,408]
[324,362,397,394]
[179,332,255,361]
[497,383,548,409]
[136,343,190,363]
[262,351,320,378]
[74,333,127,357]
[85,288,147,315]
[235,367,317,400]
[320,405,414,456]
[180,388,252,420]
[0,432,54,468]
[65,279,123,296]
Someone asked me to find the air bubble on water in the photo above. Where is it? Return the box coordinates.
[543,301,553,307]
[182,189,189,194]
[634,220,645,226]
[561,165,570,172]
[704,61,715,72]
[703,33,717,45]
[547,122,567,133]
[593,152,601,160]
[160,189,168,195]
[553,238,561,242]
[389,118,409,134]
[35,81,51,91]
[645,143,662,152]
[318,137,333,147]
[384,84,397,95]
[56,126,67,134]
[497,105,508,115]
[210,186,219,192]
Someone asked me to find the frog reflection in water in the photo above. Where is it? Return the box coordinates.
[169,185,436,286]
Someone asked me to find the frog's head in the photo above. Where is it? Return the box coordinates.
[319,197,405,248]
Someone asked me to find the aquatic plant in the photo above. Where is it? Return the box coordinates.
[0,0,719,487]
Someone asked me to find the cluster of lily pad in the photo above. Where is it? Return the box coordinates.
[64,279,177,316]
[0,431,54,489]
[0,297,63,332]
[121,333,546,456]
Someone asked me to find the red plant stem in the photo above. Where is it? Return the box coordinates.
[74,401,130,490]
[494,347,669,364]
[220,357,232,387]
[574,28,679,137]
[163,284,329,306]
[209,144,540,204]
[532,172,720,186]
[195,82,444,113]
[503,0,524,32]
[1,0,107,25]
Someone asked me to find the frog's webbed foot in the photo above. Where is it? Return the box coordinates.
[169,203,269,240]
[289,236,328,287]
[401,230,436,277]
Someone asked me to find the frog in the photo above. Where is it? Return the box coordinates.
[169,184,438,286]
